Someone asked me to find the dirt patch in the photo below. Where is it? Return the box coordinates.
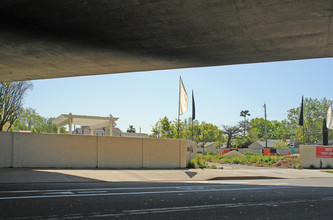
[223,151,244,157]
[272,156,300,168]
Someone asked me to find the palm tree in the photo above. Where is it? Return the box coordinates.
[126,125,136,133]
[240,110,250,135]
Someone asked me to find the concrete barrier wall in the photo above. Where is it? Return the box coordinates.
[15,133,98,168]
[0,132,196,168]
[0,132,13,167]
[98,136,143,168]
[300,145,333,168]
[185,140,197,166]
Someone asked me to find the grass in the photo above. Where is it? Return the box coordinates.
[190,151,300,169]
[321,171,333,173]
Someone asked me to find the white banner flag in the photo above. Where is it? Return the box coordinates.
[327,104,333,129]
[179,76,188,115]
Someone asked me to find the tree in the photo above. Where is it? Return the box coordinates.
[287,97,333,144]
[276,140,289,149]
[151,116,174,138]
[323,118,328,145]
[150,117,222,144]
[0,81,32,131]
[234,136,254,148]
[222,125,242,148]
[240,110,250,135]
[248,118,291,141]
[126,125,136,133]
[12,108,66,133]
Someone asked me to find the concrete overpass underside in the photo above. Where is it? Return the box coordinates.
[1,0,333,82]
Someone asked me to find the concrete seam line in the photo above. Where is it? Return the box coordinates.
[96,136,99,168]
[141,138,144,168]
[11,132,14,167]
[179,140,181,168]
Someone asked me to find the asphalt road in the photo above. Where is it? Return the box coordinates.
[1,179,333,219]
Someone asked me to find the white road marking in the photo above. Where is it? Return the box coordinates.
[0,184,226,194]
[43,192,74,195]
[0,186,293,200]
[77,191,107,194]
[7,197,333,219]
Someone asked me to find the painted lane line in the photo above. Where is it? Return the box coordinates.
[7,197,333,220]
[0,184,233,194]
[43,192,74,195]
[0,186,293,200]
[77,191,108,194]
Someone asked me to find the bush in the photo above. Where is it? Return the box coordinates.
[243,152,260,156]
[276,140,289,149]
[207,151,218,156]
[211,165,217,169]
[232,158,240,164]
[222,158,231,163]
[189,156,209,168]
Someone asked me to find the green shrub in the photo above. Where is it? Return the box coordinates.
[188,159,196,168]
[276,140,289,149]
[208,151,218,156]
[201,163,208,168]
[211,165,217,169]
[232,158,240,164]
[243,152,260,156]
[294,162,302,169]
[222,158,231,163]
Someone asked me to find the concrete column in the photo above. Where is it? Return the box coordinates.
[109,120,113,136]
[57,127,60,134]
[68,113,73,134]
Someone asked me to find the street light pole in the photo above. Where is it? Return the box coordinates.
[264,103,268,148]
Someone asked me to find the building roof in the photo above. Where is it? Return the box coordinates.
[248,139,278,149]
[53,114,118,130]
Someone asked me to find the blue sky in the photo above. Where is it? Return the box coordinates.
[24,58,333,134]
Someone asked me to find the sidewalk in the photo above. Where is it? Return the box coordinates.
[1,167,333,183]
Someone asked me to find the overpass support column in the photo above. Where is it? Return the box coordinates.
[68,113,73,135]
[109,120,113,136]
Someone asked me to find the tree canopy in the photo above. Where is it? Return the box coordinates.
[11,107,66,134]
[150,116,223,144]
[0,81,32,131]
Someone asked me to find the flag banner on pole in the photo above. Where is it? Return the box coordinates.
[179,76,188,115]
[327,104,333,129]
[299,96,304,126]
[192,90,195,120]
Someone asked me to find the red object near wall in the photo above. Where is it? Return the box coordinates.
[263,148,270,156]
[223,149,231,154]
[316,146,333,158]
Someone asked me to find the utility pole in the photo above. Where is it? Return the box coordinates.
[264,103,268,148]
[202,130,205,154]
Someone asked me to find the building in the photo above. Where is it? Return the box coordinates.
[53,113,118,136]
[73,126,149,138]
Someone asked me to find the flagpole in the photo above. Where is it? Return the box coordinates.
[302,95,304,144]
[192,117,194,141]
[178,76,181,139]
[191,90,194,141]
[303,123,305,144]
